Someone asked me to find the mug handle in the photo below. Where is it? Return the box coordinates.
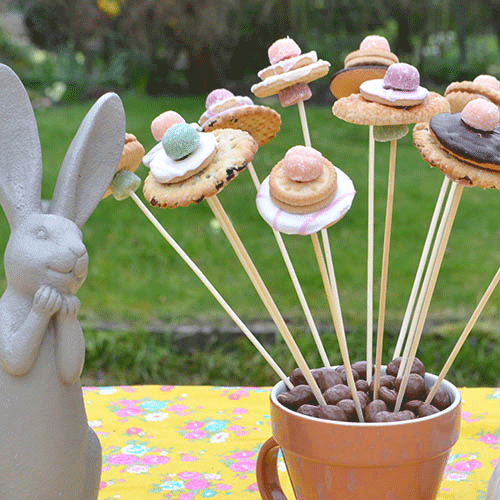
[256,436,289,500]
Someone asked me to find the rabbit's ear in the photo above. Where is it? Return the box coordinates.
[0,64,43,228]
[49,92,125,228]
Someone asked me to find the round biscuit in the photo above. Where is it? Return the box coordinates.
[258,52,318,80]
[201,105,281,147]
[143,129,258,208]
[344,49,398,67]
[445,81,500,113]
[413,122,500,189]
[332,91,450,126]
[269,157,337,213]
[330,66,388,100]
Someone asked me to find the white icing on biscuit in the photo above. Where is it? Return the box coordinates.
[143,132,217,184]
[258,51,318,79]
[256,166,355,235]
[360,79,428,105]
[199,96,253,125]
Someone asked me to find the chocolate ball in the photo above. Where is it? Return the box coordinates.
[278,385,315,410]
[323,384,352,405]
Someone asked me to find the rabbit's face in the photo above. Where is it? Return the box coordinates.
[5,214,88,297]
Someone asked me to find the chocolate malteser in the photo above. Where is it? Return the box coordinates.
[418,403,440,418]
[430,113,500,170]
[352,360,371,380]
[427,385,452,411]
[297,404,321,418]
[379,386,398,410]
[337,399,357,421]
[365,399,388,422]
[394,374,426,401]
[313,367,343,392]
[405,399,425,415]
[324,384,352,405]
[335,365,360,384]
[369,375,395,395]
[278,384,315,410]
[289,367,307,386]
[386,357,426,378]
[319,405,348,422]
[355,379,370,393]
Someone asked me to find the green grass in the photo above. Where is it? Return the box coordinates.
[2,91,500,387]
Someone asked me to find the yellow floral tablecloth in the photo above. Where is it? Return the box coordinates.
[84,385,500,499]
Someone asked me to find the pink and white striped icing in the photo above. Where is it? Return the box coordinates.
[256,167,355,235]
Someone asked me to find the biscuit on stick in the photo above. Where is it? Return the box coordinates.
[445,74,500,113]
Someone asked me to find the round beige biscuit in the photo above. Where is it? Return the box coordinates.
[201,105,281,147]
[344,49,398,67]
[270,189,337,214]
[445,81,500,113]
[413,122,500,189]
[251,60,330,99]
[258,52,318,80]
[143,129,258,208]
[359,88,426,108]
[329,66,388,99]
[269,157,337,211]
[332,91,450,126]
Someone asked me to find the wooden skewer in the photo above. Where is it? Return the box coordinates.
[247,162,331,367]
[206,194,326,405]
[397,181,462,379]
[373,139,397,399]
[366,125,375,384]
[392,177,451,359]
[128,191,292,389]
[297,100,312,148]
[426,264,500,404]
[311,232,365,422]
[394,182,464,412]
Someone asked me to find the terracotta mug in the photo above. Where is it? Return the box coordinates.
[257,372,461,500]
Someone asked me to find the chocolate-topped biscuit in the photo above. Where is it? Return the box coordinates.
[429,113,500,170]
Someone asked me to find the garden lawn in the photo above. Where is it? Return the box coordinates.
[3,91,499,386]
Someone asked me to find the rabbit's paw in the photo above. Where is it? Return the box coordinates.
[60,295,80,321]
[33,285,63,317]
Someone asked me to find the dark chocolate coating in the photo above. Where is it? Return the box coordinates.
[430,112,500,167]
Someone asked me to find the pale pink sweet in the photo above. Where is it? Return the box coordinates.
[461,98,500,131]
[383,63,420,91]
[279,82,312,107]
[282,145,324,182]
[473,74,500,91]
[151,111,185,141]
[205,88,234,110]
[359,35,391,52]
[268,37,301,64]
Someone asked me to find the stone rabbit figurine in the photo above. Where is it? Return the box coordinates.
[0,64,125,499]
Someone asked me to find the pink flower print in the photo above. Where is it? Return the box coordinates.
[184,421,204,430]
[178,472,201,480]
[248,483,259,492]
[216,484,232,491]
[227,425,244,432]
[453,459,482,472]
[233,407,248,415]
[140,455,170,465]
[229,459,257,472]
[115,407,143,418]
[185,479,210,490]
[184,430,207,440]
[231,450,255,460]
[127,427,142,435]
[160,385,175,391]
[181,454,198,462]
[167,404,189,412]
[479,434,499,445]
[178,494,193,500]
[107,453,137,465]
[99,481,107,490]
[118,399,141,406]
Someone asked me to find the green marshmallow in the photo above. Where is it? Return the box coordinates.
[373,124,409,142]
[162,123,200,160]
[110,170,141,201]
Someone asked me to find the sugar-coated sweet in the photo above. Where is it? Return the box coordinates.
[383,62,420,91]
[162,122,200,160]
[205,88,234,109]
[282,145,324,182]
[151,111,185,141]
[359,35,391,52]
[268,37,301,65]
[110,170,141,201]
[279,81,312,107]
[461,98,500,131]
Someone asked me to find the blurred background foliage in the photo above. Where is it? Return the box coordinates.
[1,0,500,104]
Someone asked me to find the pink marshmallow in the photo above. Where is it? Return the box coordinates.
[151,111,185,141]
[279,82,312,107]
[359,35,391,52]
[268,37,301,64]
[473,74,500,91]
[205,88,234,110]
[461,98,499,131]
[282,145,324,182]
[383,63,420,91]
